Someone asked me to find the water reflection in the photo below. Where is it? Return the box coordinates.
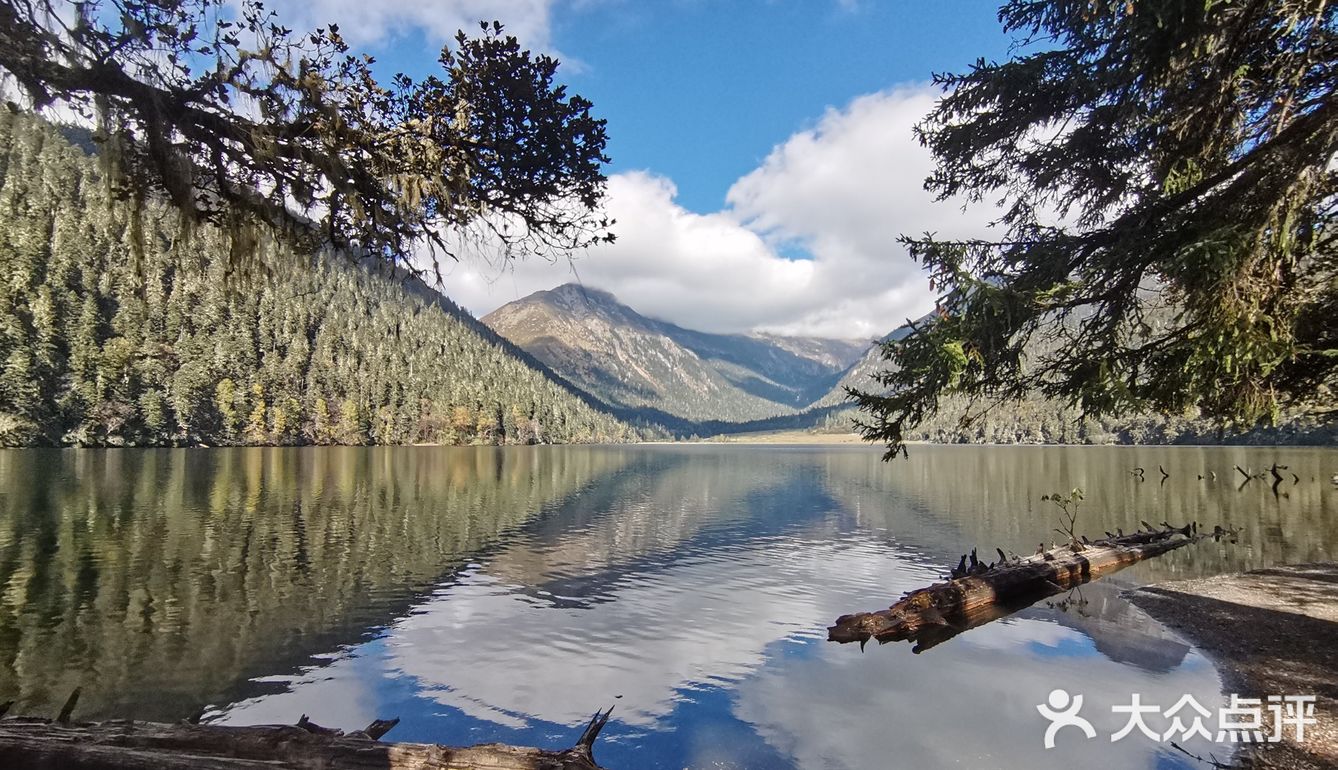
[1,444,1334,769]
[823,444,1337,580]
[0,446,630,718]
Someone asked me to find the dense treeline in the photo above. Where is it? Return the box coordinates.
[0,112,642,447]
[805,319,1335,446]
[813,399,1336,446]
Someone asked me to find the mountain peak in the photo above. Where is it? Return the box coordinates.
[544,282,620,305]
[482,285,875,425]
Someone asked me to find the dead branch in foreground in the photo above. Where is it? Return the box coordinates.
[0,706,615,770]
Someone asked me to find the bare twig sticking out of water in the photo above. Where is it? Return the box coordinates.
[1169,740,1232,769]
[56,687,80,723]
[1265,462,1300,499]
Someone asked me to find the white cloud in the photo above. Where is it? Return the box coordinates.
[215,530,925,731]
[733,622,1223,769]
[443,85,1003,339]
[440,172,818,334]
[260,0,557,49]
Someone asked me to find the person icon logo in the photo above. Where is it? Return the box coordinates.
[1037,688,1097,748]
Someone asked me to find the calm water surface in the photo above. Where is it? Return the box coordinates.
[1,444,1335,768]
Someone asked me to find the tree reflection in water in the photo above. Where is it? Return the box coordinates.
[0,444,1333,769]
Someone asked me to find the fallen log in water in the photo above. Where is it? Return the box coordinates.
[828,524,1211,653]
[0,707,614,770]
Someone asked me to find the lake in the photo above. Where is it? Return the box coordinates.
[0,444,1334,768]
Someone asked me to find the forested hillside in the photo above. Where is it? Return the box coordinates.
[0,112,641,447]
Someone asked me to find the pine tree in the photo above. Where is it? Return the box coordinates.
[0,111,645,447]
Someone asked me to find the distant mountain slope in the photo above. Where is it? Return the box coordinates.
[751,333,869,372]
[809,314,1335,445]
[482,284,865,423]
[811,323,916,410]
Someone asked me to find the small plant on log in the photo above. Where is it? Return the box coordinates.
[1041,488,1085,551]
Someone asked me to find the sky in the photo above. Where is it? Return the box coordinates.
[263,1,1019,339]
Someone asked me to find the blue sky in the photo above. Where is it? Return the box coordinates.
[546,2,1013,213]
[267,1,1018,338]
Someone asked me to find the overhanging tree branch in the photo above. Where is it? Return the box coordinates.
[0,0,614,275]
[856,0,1337,458]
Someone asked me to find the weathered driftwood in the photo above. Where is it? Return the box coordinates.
[0,707,614,770]
[828,524,1208,652]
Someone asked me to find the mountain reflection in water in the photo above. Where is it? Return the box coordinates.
[1,444,1334,769]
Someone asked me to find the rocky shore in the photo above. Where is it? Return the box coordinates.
[1130,563,1338,769]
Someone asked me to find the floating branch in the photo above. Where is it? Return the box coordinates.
[828,524,1209,653]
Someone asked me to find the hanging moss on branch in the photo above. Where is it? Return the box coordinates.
[0,1,614,272]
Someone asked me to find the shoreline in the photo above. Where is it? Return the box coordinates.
[1129,564,1338,769]
[658,433,1338,448]
[4,435,1337,450]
